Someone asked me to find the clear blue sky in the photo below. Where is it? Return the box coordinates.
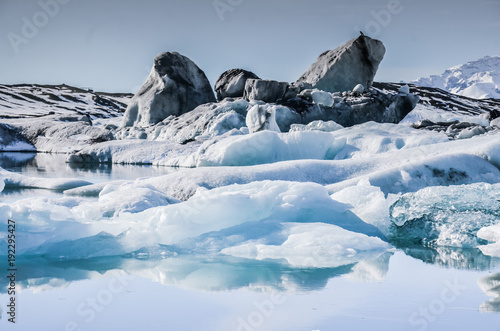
[1,0,499,93]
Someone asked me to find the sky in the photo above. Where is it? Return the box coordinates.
[0,0,499,93]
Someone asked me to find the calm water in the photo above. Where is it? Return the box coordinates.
[0,153,499,330]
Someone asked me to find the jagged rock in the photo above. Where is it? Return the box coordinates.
[276,88,419,131]
[244,79,288,103]
[215,69,259,101]
[122,52,216,127]
[246,105,281,133]
[297,35,386,93]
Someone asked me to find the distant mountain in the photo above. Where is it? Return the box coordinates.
[0,84,131,119]
[373,82,500,116]
[411,56,500,100]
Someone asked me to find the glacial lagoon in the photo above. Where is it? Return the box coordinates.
[0,153,499,330]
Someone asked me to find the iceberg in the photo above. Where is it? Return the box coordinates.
[221,222,392,268]
[389,183,500,248]
[195,130,345,167]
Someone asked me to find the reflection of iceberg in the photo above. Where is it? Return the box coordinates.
[397,246,497,270]
[0,252,393,294]
[478,273,500,313]
[345,251,393,282]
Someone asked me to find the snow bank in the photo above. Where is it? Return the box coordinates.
[389,183,500,248]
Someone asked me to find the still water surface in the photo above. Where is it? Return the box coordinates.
[0,153,499,330]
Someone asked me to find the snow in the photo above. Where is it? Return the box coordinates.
[289,120,343,133]
[412,55,500,99]
[400,104,491,126]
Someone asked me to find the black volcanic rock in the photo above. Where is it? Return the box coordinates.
[215,69,259,101]
[244,79,288,103]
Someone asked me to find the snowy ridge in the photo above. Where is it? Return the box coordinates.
[0,84,131,119]
[373,82,500,116]
[411,56,500,100]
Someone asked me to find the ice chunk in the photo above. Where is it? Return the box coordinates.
[311,90,334,107]
[0,168,92,190]
[398,85,410,94]
[478,224,500,257]
[352,84,365,93]
[289,120,343,133]
[74,183,178,218]
[116,180,385,249]
[245,104,281,133]
[331,179,400,235]
[389,183,500,248]
[195,130,346,167]
[221,222,391,268]
[456,126,486,139]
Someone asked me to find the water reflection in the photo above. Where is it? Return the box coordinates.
[0,152,178,182]
[396,245,497,270]
[478,273,500,313]
[0,253,396,294]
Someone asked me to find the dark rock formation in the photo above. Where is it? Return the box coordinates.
[215,69,259,101]
[244,79,288,103]
[297,35,386,93]
[122,52,216,127]
[275,88,419,131]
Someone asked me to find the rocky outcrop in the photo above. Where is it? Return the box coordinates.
[122,52,216,127]
[276,87,420,131]
[297,35,386,93]
[244,79,288,103]
[215,69,259,101]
